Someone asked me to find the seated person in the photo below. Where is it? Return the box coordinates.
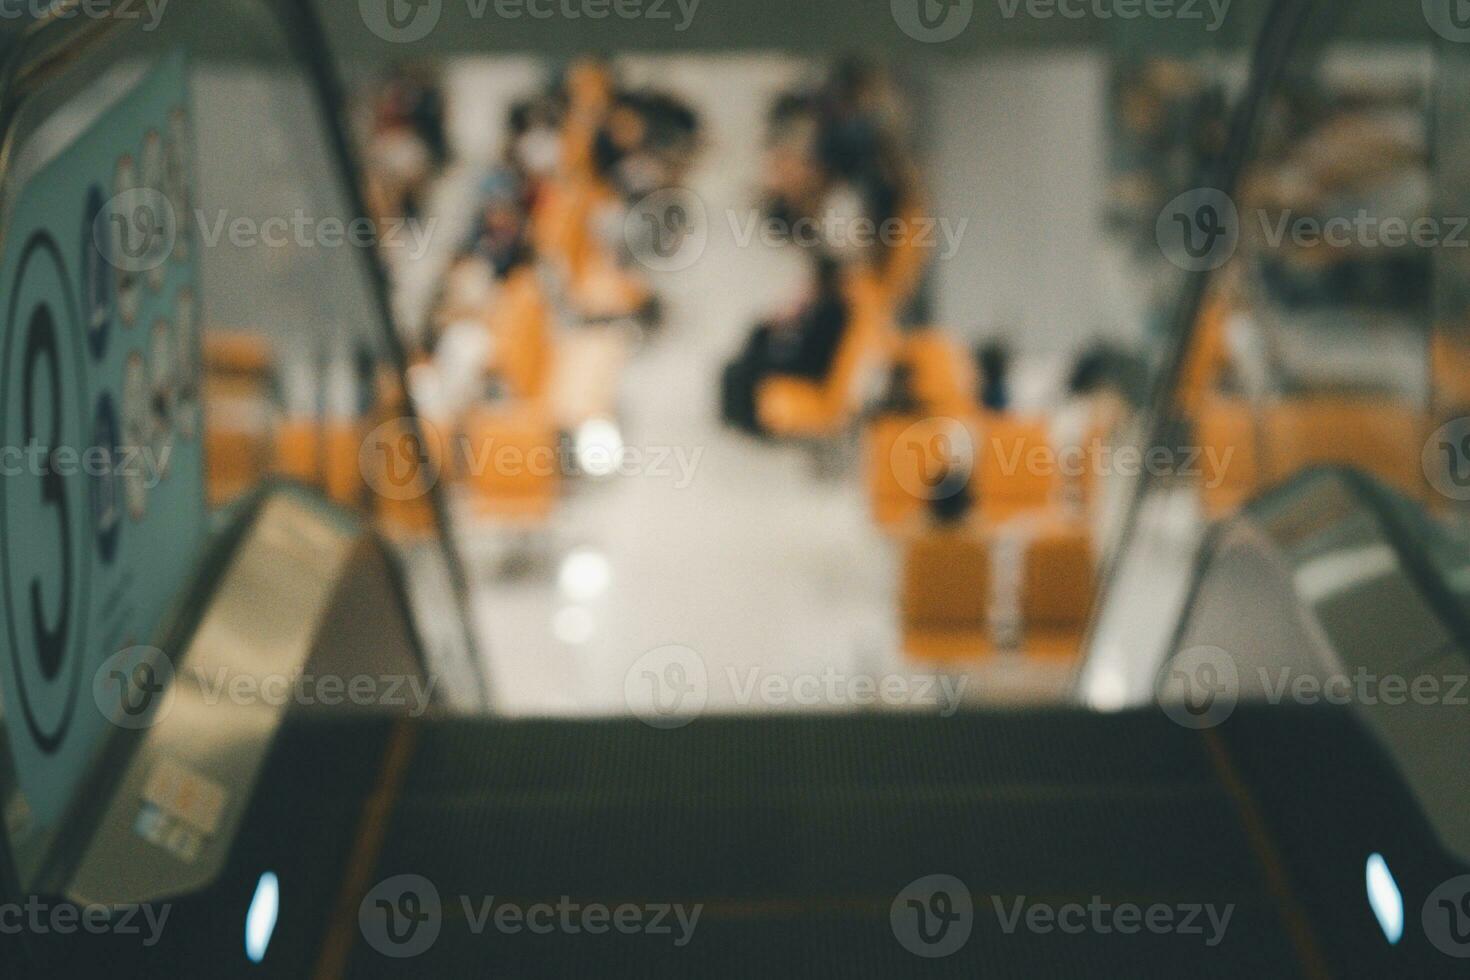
[505,94,564,206]
[367,64,448,221]
[929,469,975,526]
[766,255,850,381]
[721,256,852,435]
[1051,341,1146,506]
[461,170,533,280]
[593,89,702,201]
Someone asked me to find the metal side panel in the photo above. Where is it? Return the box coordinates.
[1159,468,1470,865]
[66,490,360,906]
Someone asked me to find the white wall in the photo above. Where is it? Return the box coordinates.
[444,56,549,168]
[926,52,1117,360]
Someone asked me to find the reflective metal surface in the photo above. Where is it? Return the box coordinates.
[1161,468,1470,862]
[65,486,418,906]
[1083,0,1457,703]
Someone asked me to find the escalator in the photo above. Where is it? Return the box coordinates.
[3,1,1470,978]
[9,469,1470,977]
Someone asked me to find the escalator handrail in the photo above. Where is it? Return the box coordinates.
[1083,0,1324,675]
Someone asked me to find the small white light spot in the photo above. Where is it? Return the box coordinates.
[246,871,279,964]
[1088,666,1129,713]
[574,419,624,478]
[1365,853,1403,946]
[559,549,612,602]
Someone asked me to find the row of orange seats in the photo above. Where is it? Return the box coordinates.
[434,68,656,528]
[201,333,438,534]
[1181,290,1454,519]
[861,330,1100,665]
[1196,393,1434,519]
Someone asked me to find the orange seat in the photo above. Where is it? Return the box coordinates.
[569,248,651,321]
[322,421,366,508]
[1433,332,1470,411]
[1264,395,1427,500]
[976,415,1058,519]
[368,414,453,537]
[902,328,975,418]
[866,415,921,530]
[458,405,561,526]
[865,411,982,531]
[1176,290,1231,421]
[757,271,896,437]
[902,524,990,631]
[877,198,933,313]
[206,428,269,507]
[535,173,621,278]
[1196,394,1260,518]
[1021,518,1095,630]
[1197,393,1429,517]
[868,410,1061,533]
[204,331,274,378]
[900,513,1093,662]
[862,328,979,530]
[203,331,275,507]
[275,419,322,486]
[532,178,596,282]
[376,493,439,536]
[486,266,555,403]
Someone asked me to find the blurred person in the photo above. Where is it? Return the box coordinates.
[873,360,923,418]
[1105,59,1228,254]
[632,89,702,184]
[721,254,853,435]
[395,65,449,170]
[507,95,565,191]
[557,56,620,181]
[365,64,449,221]
[975,340,1013,413]
[461,170,534,281]
[724,57,931,437]
[594,94,654,195]
[814,59,911,243]
[594,89,702,199]
[761,94,825,230]
[928,470,975,526]
[1054,341,1145,455]
[761,60,928,322]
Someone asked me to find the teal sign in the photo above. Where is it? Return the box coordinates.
[1,50,204,873]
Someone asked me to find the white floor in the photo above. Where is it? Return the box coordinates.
[454,172,913,716]
[404,56,1079,718]
[448,239,1080,715]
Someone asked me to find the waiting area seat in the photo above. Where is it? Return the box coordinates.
[757,272,896,438]
[900,512,1093,662]
[458,404,562,525]
[902,328,976,418]
[485,266,556,404]
[204,331,276,506]
[1196,392,1429,518]
[868,411,1063,532]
